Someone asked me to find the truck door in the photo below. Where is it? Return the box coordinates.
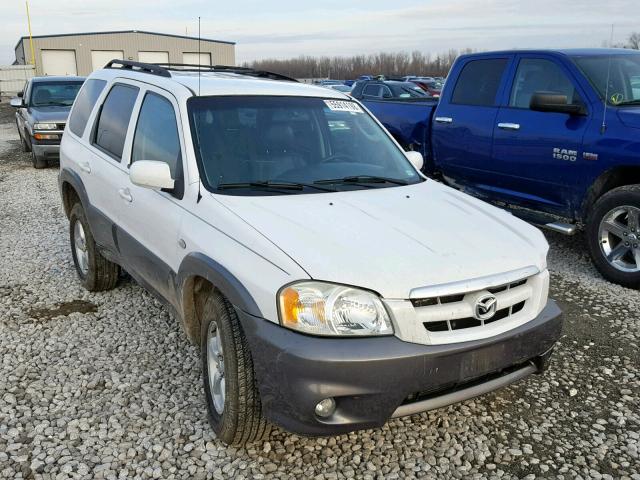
[432,56,510,187]
[490,54,591,216]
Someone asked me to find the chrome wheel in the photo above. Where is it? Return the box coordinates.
[207,321,225,414]
[73,220,89,275]
[599,205,640,273]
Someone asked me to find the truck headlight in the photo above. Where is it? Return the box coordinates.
[278,281,393,336]
[34,123,57,130]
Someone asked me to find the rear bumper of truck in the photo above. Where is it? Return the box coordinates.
[239,299,563,436]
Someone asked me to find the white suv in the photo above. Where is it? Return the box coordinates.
[59,60,562,446]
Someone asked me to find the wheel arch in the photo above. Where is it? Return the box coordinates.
[581,166,640,221]
[177,252,262,344]
[59,168,90,219]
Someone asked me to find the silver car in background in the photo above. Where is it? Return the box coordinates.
[11,76,85,168]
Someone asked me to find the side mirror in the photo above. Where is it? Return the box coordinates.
[530,92,585,115]
[405,151,424,171]
[130,160,174,190]
[10,97,24,108]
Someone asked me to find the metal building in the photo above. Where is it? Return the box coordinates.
[14,30,236,76]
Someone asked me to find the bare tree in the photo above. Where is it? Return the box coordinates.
[628,32,640,50]
[243,50,467,79]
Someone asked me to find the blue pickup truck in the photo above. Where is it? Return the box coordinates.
[352,49,640,288]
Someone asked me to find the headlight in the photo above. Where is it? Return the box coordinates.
[278,281,393,336]
[34,123,57,130]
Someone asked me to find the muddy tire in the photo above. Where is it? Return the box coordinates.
[201,291,270,446]
[69,203,119,291]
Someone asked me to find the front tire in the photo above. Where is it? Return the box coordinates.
[18,124,30,152]
[69,203,119,291]
[31,150,47,169]
[200,291,270,446]
[586,185,640,288]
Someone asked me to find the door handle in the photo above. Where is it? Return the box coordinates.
[78,161,91,173]
[498,122,520,130]
[118,188,133,203]
[435,116,453,124]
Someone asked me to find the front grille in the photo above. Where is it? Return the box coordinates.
[56,123,66,130]
[412,277,533,334]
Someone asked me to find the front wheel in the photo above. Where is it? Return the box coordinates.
[31,150,47,169]
[586,185,640,288]
[201,291,270,446]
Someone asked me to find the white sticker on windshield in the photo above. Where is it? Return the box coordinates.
[324,100,363,113]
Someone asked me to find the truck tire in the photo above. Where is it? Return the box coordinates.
[18,124,31,152]
[586,185,640,288]
[69,203,119,291]
[31,151,47,169]
[200,290,270,446]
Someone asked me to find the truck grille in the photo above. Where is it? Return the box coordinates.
[411,277,532,334]
[56,123,66,131]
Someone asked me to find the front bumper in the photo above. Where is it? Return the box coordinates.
[32,134,62,159]
[239,299,562,436]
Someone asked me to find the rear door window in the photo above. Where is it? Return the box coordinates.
[69,79,107,137]
[363,84,382,98]
[92,84,139,160]
[451,59,508,106]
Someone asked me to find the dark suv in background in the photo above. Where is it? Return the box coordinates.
[11,76,85,168]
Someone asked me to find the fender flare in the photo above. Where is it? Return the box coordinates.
[176,252,263,319]
[59,167,90,217]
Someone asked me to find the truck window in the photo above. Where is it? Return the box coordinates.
[451,59,507,106]
[69,79,107,137]
[363,84,382,98]
[131,92,182,179]
[93,84,139,160]
[510,58,578,108]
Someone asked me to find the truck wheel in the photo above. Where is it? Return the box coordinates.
[586,185,640,288]
[31,151,47,169]
[201,291,270,446]
[18,124,31,152]
[69,203,119,291]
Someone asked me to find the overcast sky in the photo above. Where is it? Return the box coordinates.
[0,0,637,65]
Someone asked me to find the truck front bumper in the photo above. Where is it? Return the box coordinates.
[32,142,60,159]
[239,300,562,436]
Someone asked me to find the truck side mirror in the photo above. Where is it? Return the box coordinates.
[9,97,24,108]
[530,92,585,115]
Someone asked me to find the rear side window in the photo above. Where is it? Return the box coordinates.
[451,59,507,106]
[363,84,382,98]
[93,84,139,159]
[131,93,181,178]
[69,79,106,137]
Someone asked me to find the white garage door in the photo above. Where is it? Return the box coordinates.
[182,52,212,67]
[138,51,169,64]
[91,50,124,71]
[41,50,77,76]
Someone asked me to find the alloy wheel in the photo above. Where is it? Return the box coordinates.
[598,205,640,273]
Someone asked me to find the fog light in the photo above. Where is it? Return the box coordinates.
[315,397,336,418]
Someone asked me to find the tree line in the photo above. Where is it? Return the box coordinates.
[243,49,473,80]
[244,31,640,80]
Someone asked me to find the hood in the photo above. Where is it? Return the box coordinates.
[215,181,548,299]
[29,106,71,124]
[617,107,640,130]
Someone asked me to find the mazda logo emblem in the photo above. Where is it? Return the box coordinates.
[475,294,498,321]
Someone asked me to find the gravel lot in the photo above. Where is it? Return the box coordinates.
[0,100,638,480]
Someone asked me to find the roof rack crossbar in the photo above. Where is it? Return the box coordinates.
[103,59,297,82]
[104,59,171,77]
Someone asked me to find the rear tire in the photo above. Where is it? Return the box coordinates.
[200,291,270,446]
[69,203,119,291]
[586,185,640,288]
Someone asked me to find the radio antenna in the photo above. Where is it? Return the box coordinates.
[198,16,201,96]
[601,23,614,134]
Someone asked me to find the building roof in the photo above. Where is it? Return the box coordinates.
[15,29,235,50]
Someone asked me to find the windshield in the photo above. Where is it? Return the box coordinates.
[30,81,84,107]
[573,53,640,106]
[187,96,423,195]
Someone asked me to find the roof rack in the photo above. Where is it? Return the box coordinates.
[104,59,298,82]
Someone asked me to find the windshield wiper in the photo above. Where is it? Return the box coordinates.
[314,175,408,186]
[217,180,334,192]
[616,99,640,106]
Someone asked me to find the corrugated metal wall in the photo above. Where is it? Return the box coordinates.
[0,65,35,95]
[16,31,235,76]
